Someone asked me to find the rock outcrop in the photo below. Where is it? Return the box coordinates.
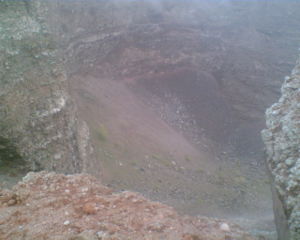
[0,1,93,173]
[0,171,256,240]
[262,56,300,239]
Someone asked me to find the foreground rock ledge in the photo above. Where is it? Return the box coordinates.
[0,172,255,240]
[262,56,300,240]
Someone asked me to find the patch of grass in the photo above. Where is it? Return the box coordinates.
[151,154,161,160]
[197,196,205,205]
[184,155,192,162]
[96,124,108,142]
[103,150,114,160]
[151,154,172,167]
[234,176,247,184]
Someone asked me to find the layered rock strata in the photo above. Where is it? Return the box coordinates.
[262,56,300,240]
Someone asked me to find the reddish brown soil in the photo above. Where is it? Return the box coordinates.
[0,172,257,240]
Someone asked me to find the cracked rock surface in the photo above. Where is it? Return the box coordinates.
[262,56,300,240]
[0,1,93,174]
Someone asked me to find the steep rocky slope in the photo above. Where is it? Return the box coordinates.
[0,1,94,177]
[262,56,300,240]
[0,171,257,240]
[44,0,300,154]
[2,1,300,239]
[40,0,300,223]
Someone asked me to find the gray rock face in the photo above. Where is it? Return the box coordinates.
[262,56,300,239]
[0,1,93,173]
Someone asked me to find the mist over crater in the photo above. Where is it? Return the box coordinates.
[2,1,300,239]
[42,0,300,219]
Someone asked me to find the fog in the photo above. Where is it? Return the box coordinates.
[43,0,300,235]
[3,0,300,238]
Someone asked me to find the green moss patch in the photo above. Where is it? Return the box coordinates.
[96,124,109,142]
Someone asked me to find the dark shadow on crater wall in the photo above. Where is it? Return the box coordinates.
[0,136,28,186]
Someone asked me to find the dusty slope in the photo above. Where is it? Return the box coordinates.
[44,0,300,164]
[41,2,300,226]
[69,72,274,237]
[70,72,216,211]
[0,171,257,240]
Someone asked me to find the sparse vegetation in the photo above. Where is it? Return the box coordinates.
[185,155,191,162]
[96,124,108,142]
[151,154,172,167]
[151,154,161,160]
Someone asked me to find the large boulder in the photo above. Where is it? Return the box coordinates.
[262,56,300,239]
[0,1,93,173]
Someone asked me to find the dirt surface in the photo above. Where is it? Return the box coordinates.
[70,73,274,224]
[0,171,258,240]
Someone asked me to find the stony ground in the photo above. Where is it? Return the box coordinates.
[70,73,275,239]
[0,171,259,240]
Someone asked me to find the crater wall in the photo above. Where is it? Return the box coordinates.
[262,56,300,239]
[0,1,93,173]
